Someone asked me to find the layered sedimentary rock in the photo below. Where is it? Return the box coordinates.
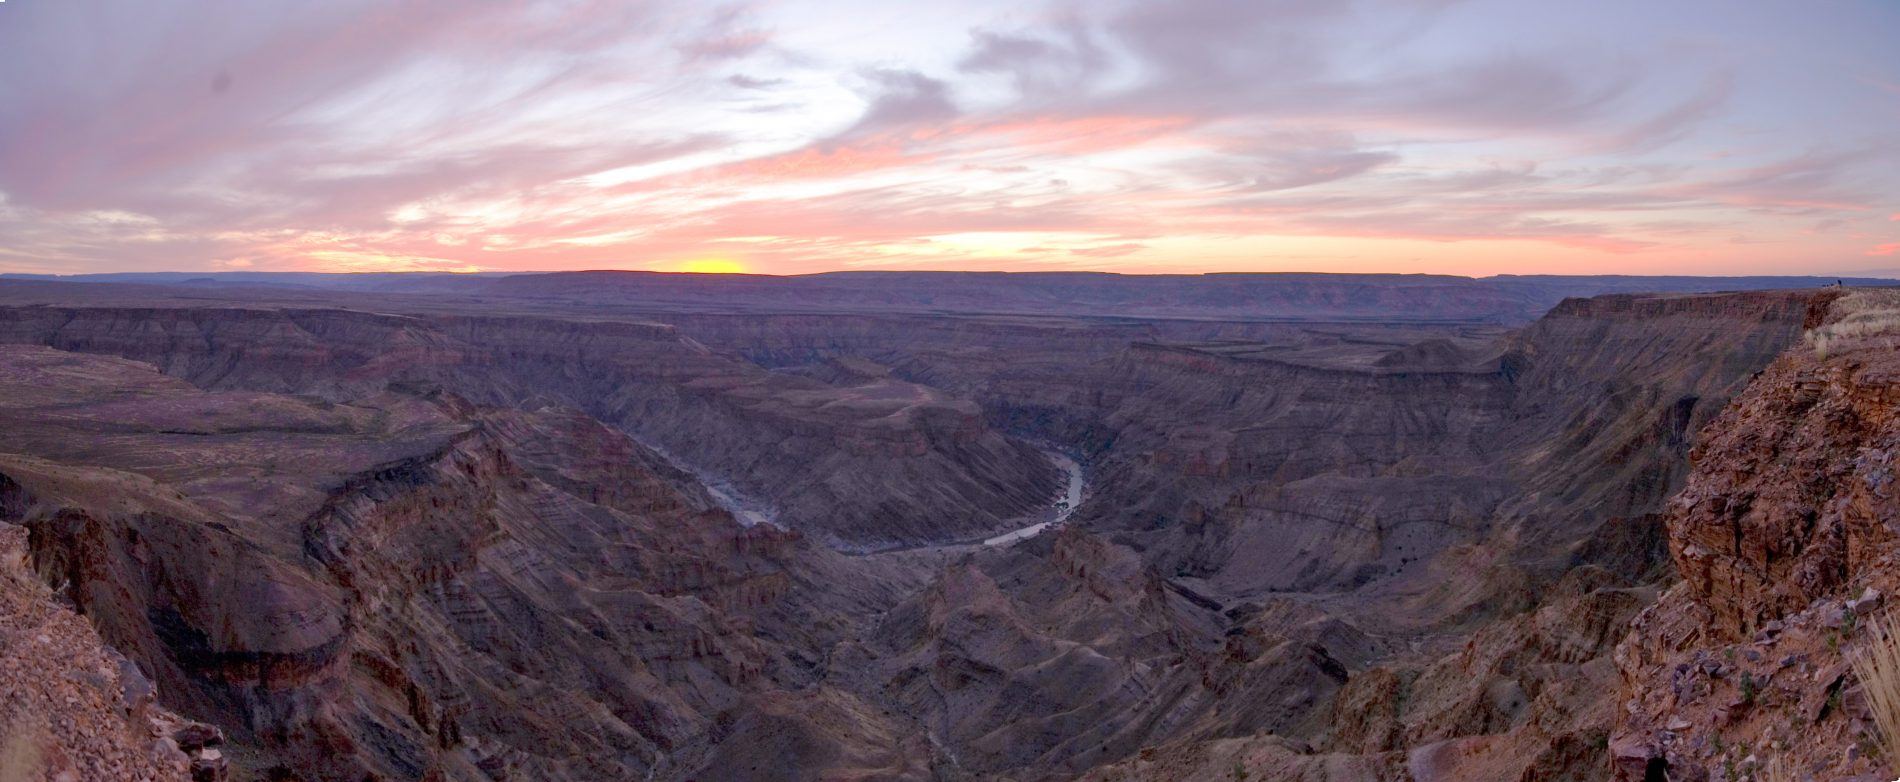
[966,291,1817,627]
[0,306,1056,550]
[643,290,1823,779]
[910,291,1816,778]
[1609,289,1900,780]
[0,279,1851,781]
[0,344,932,781]
[0,523,206,782]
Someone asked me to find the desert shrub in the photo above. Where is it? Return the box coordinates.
[1807,290,1900,358]
[1850,614,1900,771]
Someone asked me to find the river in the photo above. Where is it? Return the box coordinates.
[982,448,1085,547]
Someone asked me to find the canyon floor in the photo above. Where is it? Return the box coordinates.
[0,271,1893,781]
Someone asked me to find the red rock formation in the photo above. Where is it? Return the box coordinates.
[1607,289,1900,781]
[0,523,203,782]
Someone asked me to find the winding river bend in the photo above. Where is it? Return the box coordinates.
[634,432,1086,550]
[983,448,1085,547]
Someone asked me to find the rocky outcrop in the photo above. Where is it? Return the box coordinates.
[1324,567,1649,781]
[0,523,202,782]
[1609,289,1900,781]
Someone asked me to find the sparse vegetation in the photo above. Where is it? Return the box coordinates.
[1849,614,1900,770]
[1807,289,1900,359]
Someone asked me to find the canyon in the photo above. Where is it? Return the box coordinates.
[0,271,1890,781]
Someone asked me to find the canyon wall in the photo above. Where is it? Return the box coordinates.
[0,280,1864,781]
[0,306,1057,549]
[1609,289,1900,781]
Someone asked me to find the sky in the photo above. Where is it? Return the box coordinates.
[0,0,1897,277]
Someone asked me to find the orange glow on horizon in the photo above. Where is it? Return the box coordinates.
[674,258,750,274]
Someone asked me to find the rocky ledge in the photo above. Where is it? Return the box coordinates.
[1612,289,1900,781]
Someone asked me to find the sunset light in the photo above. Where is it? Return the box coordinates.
[0,1,1894,277]
[675,258,750,275]
[8,3,1900,779]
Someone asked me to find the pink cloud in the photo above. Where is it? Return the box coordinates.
[949,115,1195,155]
[1069,242,1148,258]
[707,143,935,183]
[1869,243,1900,257]
[2,0,1897,277]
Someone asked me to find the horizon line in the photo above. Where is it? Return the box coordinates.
[7,269,1900,281]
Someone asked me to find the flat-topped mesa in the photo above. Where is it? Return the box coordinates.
[0,306,694,396]
[1537,288,1839,323]
[1506,289,1827,384]
[1492,289,1827,542]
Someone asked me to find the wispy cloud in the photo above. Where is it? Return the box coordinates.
[0,0,1896,275]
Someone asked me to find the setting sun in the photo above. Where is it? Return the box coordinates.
[675,258,749,274]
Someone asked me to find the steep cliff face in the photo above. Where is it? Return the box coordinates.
[0,523,207,782]
[1039,291,1818,630]
[634,290,1825,780]
[913,290,1818,781]
[0,345,928,781]
[1499,291,1828,553]
[1609,289,1900,781]
[0,306,1057,549]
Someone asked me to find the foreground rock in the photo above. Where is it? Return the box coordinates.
[0,523,202,782]
[1611,289,1900,780]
